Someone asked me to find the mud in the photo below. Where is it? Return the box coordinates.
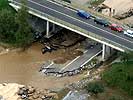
[0,43,83,90]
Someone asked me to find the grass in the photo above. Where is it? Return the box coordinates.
[93,85,132,100]
[102,61,133,96]
[90,0,105,6]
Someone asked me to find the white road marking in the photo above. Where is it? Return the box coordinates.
[59,56,80,72]
[84,50,88,53]
[9,3,126,51]
[42,61,54,73]
[80,50,102,67]
[28,0,133,44]
[46,0,64,7]
[45,61,54,68]
[46,0,77,12]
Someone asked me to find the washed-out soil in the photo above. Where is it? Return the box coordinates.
[42,29,85,64]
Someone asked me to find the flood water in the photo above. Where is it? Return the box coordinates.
[0,43,82,90]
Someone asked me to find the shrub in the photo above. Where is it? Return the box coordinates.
[0,9,17,44]
[102,61,133,96]
[86,81,104,95]
[108,95,124,100]
[90,0,105,6]
[0,0,9,10]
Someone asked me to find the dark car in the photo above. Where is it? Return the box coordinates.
[77,10,91,19]
[94,18,109,27]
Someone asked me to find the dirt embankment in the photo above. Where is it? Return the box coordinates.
[101,0,133,25]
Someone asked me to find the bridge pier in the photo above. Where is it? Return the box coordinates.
[102,44,114,61]
[52,24,55,32]
[102,44,106,61]
[46,21,56,38]
[46,21,50,37]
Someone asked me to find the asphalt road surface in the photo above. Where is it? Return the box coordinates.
[12,0,133,51]
[40,44,101,74]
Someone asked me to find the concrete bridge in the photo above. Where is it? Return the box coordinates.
[9,0,133,61]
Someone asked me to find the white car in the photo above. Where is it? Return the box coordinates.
[124,30,133,38]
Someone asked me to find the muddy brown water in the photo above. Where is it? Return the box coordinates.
[0,43,83,90]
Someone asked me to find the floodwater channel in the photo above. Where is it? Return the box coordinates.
[0,43,83,90]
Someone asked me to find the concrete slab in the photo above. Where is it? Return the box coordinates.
[40,44,102,75]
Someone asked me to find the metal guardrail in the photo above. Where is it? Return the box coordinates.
[9,0,132,52]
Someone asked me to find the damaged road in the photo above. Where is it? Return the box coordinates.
[40,44,102,77]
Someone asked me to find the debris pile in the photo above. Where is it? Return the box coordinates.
[18,86,58,100]
[40,57,102,77]
[40,29,86,50]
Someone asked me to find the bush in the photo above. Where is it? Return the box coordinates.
[108,95,124,100]
[0,0,15,13]
[0,9,17,44]
[90,0,105,6]
[0,0,9,10]
[102,61,133,96]
[86,81,104,95]
[0,0,33,48]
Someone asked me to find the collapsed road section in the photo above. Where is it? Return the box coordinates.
[39,44,102,77]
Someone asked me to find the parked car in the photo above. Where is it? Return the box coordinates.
[109,24,123,32]
[77,10,91,19]
[124,30,133,38]
[94,17,109,27]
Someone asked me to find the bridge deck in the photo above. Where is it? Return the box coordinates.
[11,0,133,52]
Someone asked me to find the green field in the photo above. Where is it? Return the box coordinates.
[102,61,133,96]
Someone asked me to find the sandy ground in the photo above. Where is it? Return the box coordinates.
[102,0,133,14]
[0,83,23,100]
[122,16,133,25]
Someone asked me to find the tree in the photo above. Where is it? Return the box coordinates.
[0,0,9,10]
[86,81,104,95]
[120,52,133,65]
[0,9,17,43]
[15,0,33,48]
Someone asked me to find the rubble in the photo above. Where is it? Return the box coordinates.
[40,57,102,77]
[40,29,86,49]
[17,86,58,100]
